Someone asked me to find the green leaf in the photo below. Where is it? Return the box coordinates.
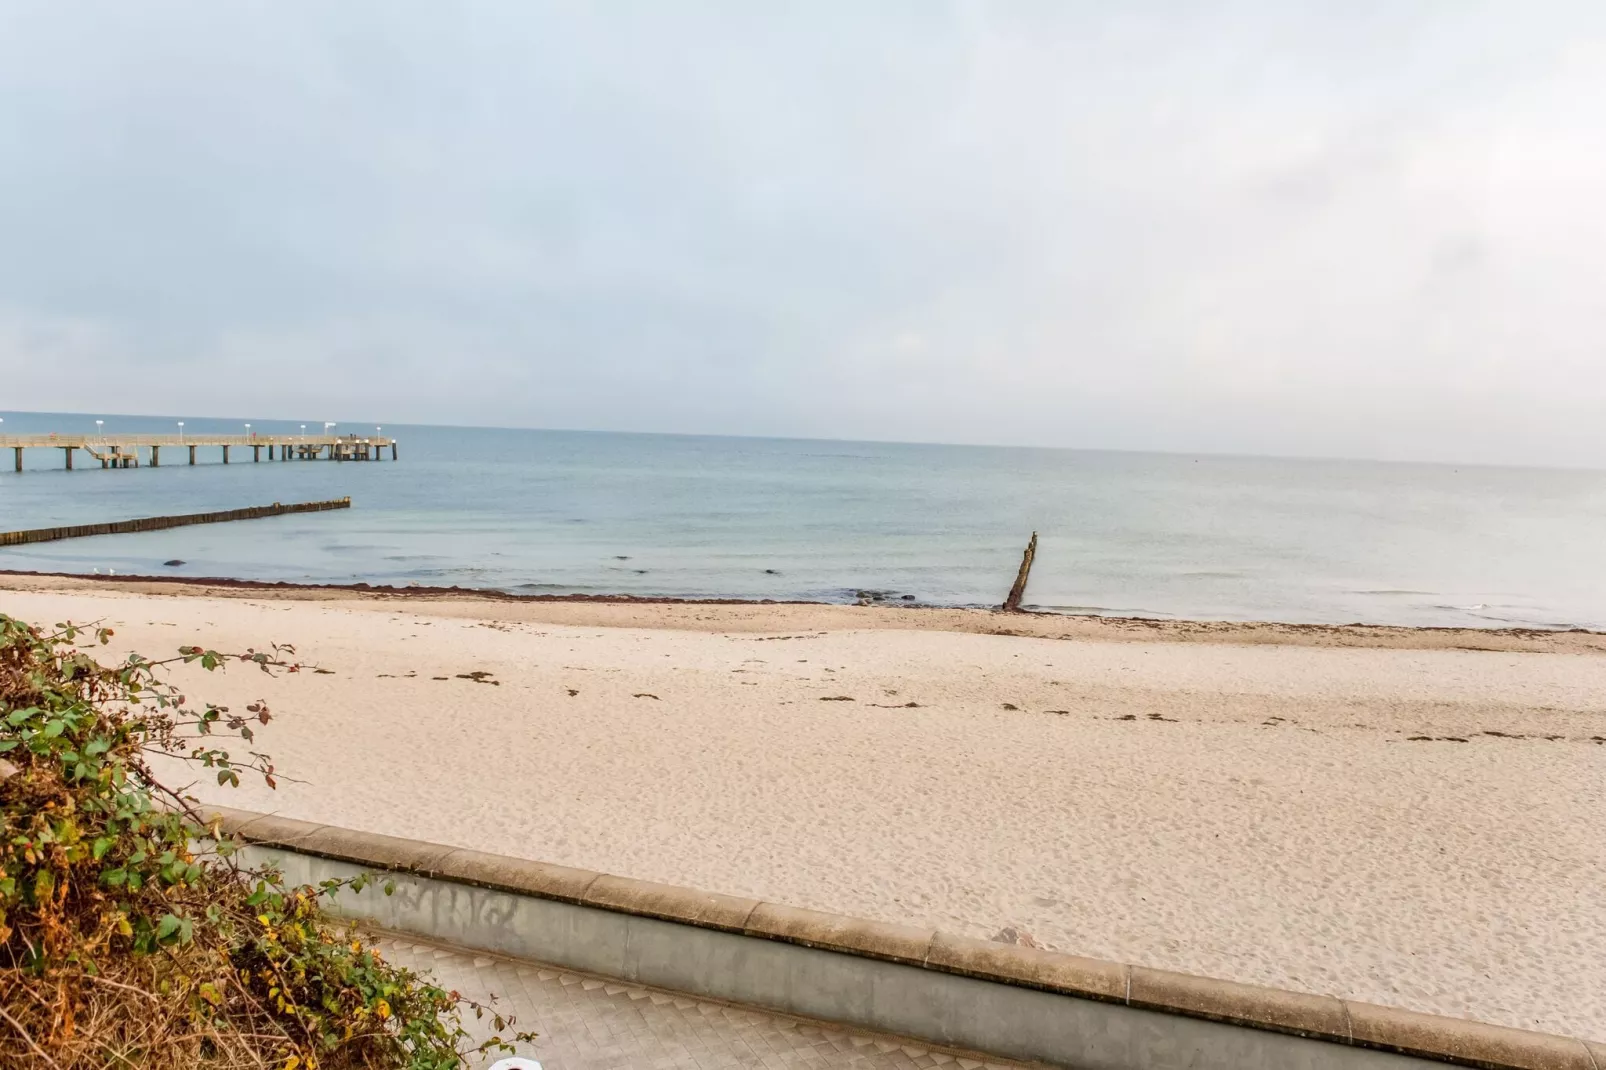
[0,740,17,752]
[156,913,181,941]
[43,720,66,738]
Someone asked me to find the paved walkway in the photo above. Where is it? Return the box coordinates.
[376,933,1032,1070]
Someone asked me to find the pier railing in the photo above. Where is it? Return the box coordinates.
[0,434,393,447]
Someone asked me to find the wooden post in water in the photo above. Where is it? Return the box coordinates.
[1002,531,1038,612]
[63,447,73,470]
[252,445,261,462]
[222,445,230,464]
[12,448,20,473]
[151,446,160,467]
[188,445,196,465]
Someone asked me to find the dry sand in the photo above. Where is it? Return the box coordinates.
[2,575,1603,1039]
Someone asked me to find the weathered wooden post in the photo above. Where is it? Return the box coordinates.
[151,445,160,467]
[188,445,197,465]
[391,442,398,460]
[12,447,20,472]
[253,445,261,462]
[63,446,73,470]
[1002,531,1038,612]
[222,445,230,464]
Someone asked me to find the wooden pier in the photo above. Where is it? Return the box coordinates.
[0,433,397,472]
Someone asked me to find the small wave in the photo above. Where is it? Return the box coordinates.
[1433,604,1583,630]
[1351,589,1433,596]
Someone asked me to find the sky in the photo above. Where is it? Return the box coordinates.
[2,1,1604,466]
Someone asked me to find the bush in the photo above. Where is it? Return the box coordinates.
[0,614,534,1068]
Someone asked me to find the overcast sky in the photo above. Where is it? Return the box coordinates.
[3,2,1604,465]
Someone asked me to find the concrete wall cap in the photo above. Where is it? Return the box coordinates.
[1128,966,1349,1041]
[212,810,326,849]
[926,931,1128,1003]
[295,825,459,877]
[1344,1000,1597,1070]
[583,874,759,932]
[195,804,270,838]
[434,848,601,904]
[744,902,935,965]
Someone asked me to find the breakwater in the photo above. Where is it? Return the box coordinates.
[0,498,352,546]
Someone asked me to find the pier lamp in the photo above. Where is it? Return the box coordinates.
[177,421,184,441]
[245,422,251,436]
[96,419,103,438]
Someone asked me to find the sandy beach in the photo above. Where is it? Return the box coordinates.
[2,574,1602,1039]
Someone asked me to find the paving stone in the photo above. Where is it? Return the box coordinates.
[382,936,1030,1070]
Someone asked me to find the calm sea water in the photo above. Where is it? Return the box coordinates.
[2,411,1603,629]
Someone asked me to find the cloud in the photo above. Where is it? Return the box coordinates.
[1,1,1603,465]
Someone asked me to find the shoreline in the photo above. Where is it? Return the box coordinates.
[2,567,1603,653]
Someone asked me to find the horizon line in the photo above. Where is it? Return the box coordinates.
[2,407,1601,475]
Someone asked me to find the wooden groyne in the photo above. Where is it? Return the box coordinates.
[0,497,352,547]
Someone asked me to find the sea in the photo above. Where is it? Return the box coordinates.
[2,411,1603,630]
